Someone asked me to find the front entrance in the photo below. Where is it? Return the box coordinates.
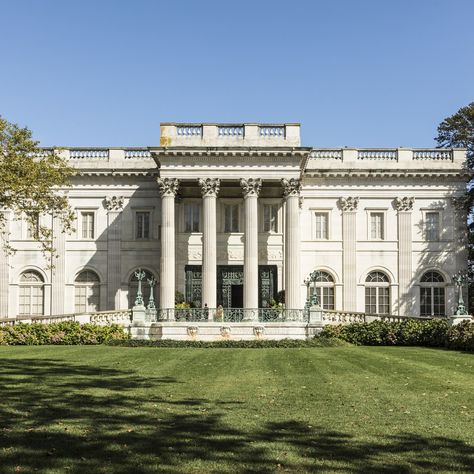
[184,265,277,308]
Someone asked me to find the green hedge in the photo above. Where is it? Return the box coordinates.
[0,321,129,345]
[320,319,474,351]
[107,336,346,349]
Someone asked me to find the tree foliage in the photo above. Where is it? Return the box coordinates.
[0,116,75,260]
[435,102,474,307]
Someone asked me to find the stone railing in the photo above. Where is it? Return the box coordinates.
[69,149,109,159]
[124,149,152,159]
[321,310,437,325]
[259,126,285,137]
[89,310,132,325]
[176,125,202,137]
[310,149,343,159]
[218,126,244,137]
[357,150,398,160]
[413,150,453,161]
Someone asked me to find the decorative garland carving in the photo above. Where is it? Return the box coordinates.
[104,196,124,211]
[198,178,220,197]
[281,178,301,197]
[338,197,359,212]
[394,197,415,212]
[156,178,180,197]
[240,178,262,197]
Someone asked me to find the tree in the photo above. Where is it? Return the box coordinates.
[435,102,474,308]
[0,116,75,261]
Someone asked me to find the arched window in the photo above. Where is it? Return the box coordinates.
[19,270,44,315]
[365,271,390,314]
[128,270,156,308]
[74,270,100,313]
[310,271,335,310]
[420,271,446,316]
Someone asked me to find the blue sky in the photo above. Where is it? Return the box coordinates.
[0,0,473,148]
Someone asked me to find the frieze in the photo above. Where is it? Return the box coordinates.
[156,177,180,197]
[104,195,125,211]
[281,178,301,197]
[198,178,220,197]
[394,197,415,212]
[240,178,262,197]
[338,196,359,212]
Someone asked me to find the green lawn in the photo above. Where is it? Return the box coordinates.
[0,346,472,473]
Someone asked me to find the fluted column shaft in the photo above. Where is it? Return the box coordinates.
[51,215,66,315]
[282,179,301,309]
[241,178,261,318]
[157,178,179,315]
[199,178,220,308]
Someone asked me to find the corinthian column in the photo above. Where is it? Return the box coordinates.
[282,178,301,309]
[157,178,179,315]
[339,197,359,311]
[241,178,261,318]
[395,197,414,316]
[104,196,124,310]
[198,178,220,309]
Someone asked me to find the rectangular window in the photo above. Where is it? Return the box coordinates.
[136,211,151,239]
[314,212,328,240]
[224,204,239,233]
[263,204,278,232]
[425,212,440,241]
[184,203,200,232]
[370,212,384,240]
[26,215,39,240]
[81,212,94,239]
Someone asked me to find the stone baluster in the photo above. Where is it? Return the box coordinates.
[338,197,359,311]
[394,197,414,316]
[157,178,179,317]
[198,178,220,308]
[104,196,125,310]
[241,178,262,318]
[282,178,302,309]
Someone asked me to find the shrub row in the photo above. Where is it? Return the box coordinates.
[320,319,474,351]
[107,336,346,349]
[0,321,129,345]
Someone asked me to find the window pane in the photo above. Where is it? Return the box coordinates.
[136,212,150,239]
[365,287,377,314]
[378,287,390,314]
[315,213,328,239]
[370,213,384,240]
[426,212,440,241]
[81,212,94,239]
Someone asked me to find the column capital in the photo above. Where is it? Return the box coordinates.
[198,178,220,197]
[240,178,262,198]
[394,196,415,212]
[281,178,301,197]
[157,177,180,197]
[338,196,359,212]
[104,195,124,211]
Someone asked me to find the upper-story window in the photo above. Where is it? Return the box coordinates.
[370,212,384,240]
[314,212,329,240]
[26,214,39,240]
[425,212,440,241]
[224,204,239,233]
[136,211,151,239]
[184,203,200,233]
[263,204,278,233]
[81,212,95,240]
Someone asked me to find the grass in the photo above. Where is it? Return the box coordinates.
[0,346,472,473]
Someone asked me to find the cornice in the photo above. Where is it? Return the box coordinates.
[303,169,471,179]
[75,170,159,177]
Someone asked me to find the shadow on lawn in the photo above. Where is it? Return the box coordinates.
[0,358,472,474]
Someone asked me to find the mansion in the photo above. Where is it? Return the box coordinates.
[0,123,469,320]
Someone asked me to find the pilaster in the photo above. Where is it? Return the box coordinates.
[199,178,220,308]
[339,197,359,311]
[395,197,414,316]
[241,178,261,316]
[51,214,67,315]
[0,212,10,317]
[157,178,179,314]
[105,196,125,310]
[282,178,302,309]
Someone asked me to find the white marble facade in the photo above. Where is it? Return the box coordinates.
[1,123,469,318]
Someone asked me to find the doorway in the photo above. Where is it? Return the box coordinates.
[231,284,244,308]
